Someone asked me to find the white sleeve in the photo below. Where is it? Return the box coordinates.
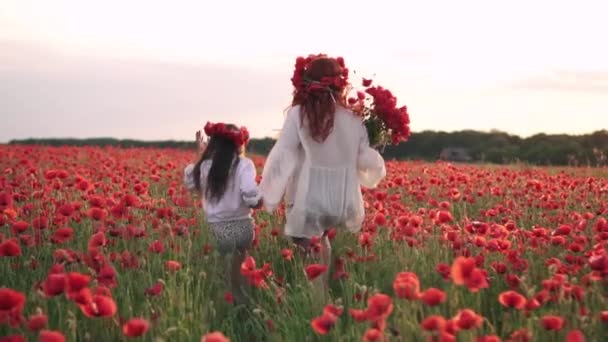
[357,123,386,188]
[260,107,302,212]
[239,159,262,207]
[184,163,197,190]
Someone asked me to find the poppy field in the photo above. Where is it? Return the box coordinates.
[1,144,608,342]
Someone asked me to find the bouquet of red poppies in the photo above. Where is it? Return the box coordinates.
[348,78,411,148]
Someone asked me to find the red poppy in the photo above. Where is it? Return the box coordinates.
[365,293,393,322]
[39,330,65,342]
[166,260,181,272]
[201,331,230,342]
[508,329,532,342]
[97,264,118,288]
[79,295,117,318]
[451,257,476,285]
[0,239,21,257]
[281,248,293,261]
[65,272,90,294]
[0,335,25,342]
[42,273,66,297]
[349,308,368,322]
[421,315,447,332]
[145,281,164,296]
[450,257,489,292]
[313,308,341,334]
[453,309,483,330]
[540,315,565,331]
[436,210,453,223]
[323,304,343,317]
[148,240,165,254]
[26,313,48,331]
[122,318,150,337]
[393,272,421,299]
[421,288,446,306]
[0,288,26,313]
[565,329,585,342]
[476,335,501,342]
[498,291,526,310]
[305,264,328,280]
[600,311,608,323]
[50,227,74,244]
[363,328,383,342]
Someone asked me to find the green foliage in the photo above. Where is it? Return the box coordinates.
[8,129,608,166]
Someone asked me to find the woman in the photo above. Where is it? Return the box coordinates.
[260,54,386,294]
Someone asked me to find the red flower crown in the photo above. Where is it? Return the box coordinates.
[291,54,349,95]
[204,122,250,146]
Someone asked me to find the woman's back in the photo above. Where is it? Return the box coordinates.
[296,105,363,168]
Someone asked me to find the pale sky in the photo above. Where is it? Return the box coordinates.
[1,0,607,142]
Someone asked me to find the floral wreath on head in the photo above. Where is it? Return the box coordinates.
[204,122,250,146]
[291,53,349,95]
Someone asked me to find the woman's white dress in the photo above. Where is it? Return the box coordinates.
[260,105,386,238]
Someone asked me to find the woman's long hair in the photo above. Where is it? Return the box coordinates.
[291,57,347,143]
[192,124,241,202]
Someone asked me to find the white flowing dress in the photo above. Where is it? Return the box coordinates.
[260,105,386,239]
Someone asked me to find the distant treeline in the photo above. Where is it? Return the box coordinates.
[9,130,608,166]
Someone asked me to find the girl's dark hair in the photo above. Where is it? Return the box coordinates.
[192,124,241,202]
[291,57,347,143]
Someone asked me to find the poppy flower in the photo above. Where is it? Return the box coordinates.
[365,293,393,322]
[305,264,327,280]
[42,273,66,297]
[0,239,21,257]
[453,309,483,330]
[281,248,293,261]
[508,329,532,342]
[0,288,26,313]
[450,257,476,285]
[420,288,446,306]
[11,221,28,234]
[600,311,608,323]
[393,272,421,299]
[0,335,25,342]
[565,329,585,342]
[421,315,447,332]
[436,210,453,223]
[39,330,65,342]
[363,328,383,342]
[201,331,230,342]
[450,257,489,292]
[498,291,526,310]
[540,315,565,331]
[26,313,48,331]
[79,295,117,318]
[311,313,337,335]
[97,265,117,288]
[349,308,368,322]
[223,291,234,304]
[50,227,74,244]
[145,281,164,296]
[166,261,181,272]
[148,240,164,254]
[476,335,501,342]
[66,272,90,293]
[122,318,150,337]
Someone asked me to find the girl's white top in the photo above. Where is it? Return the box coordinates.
[261,105,386,238]
[183,156,261,223]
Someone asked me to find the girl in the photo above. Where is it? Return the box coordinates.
[184,122,262,305]
[260,55,386,294]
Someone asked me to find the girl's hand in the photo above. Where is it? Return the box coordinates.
[196,130,208,154]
